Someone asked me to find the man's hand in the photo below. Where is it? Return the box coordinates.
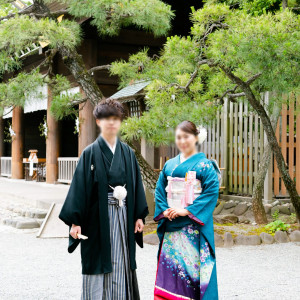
[70,224,81,239]
[134,219,144,233]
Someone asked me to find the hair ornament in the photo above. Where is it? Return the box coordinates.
[197,126,207,144]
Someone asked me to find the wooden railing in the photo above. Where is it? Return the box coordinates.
[0,157,12,177]
[57,157,79,184]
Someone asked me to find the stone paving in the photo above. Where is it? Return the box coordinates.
[0,224,299,300]
[0,178,300,299]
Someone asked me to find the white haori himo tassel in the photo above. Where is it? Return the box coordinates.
[109,184,127,207]
[197,126,207,144]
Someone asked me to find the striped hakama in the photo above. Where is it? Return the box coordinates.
[81,192,133,300]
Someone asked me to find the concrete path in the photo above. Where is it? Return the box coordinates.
[0,178,299,299]
[0,224,299,300]
[0,177,69,209]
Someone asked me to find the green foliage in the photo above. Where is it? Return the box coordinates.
[242,0,281,15]
[0,0,174,122]
[0,1,18,18]
[111,5,300,144]
[264,219,290,233]
[0,15,81,60]
[47,75,80,120]
[0,52,22,75]
[289,213,297,223]
[111,37,218,145]
[205,0,282,15]
[3,120,13,143]
[38,115,48,139]
[0,69,44,110]
[272,208,280,220]
[45,0,174,37]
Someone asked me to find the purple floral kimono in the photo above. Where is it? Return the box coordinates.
[154,152,219,300]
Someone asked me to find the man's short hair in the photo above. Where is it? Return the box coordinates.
[93,98,125,120]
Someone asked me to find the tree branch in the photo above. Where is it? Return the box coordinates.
[88,64,111,74]
[0,8,68,22]
[246,72,263,84]
[197,59,218,67]
[227,92,245,98]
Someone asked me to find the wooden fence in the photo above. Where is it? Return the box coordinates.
[273,93,300,197]
[200,92,300,198]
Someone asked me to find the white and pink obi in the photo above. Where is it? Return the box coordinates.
[165,171,201,209]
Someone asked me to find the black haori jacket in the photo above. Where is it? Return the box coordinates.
[59,136,149,278]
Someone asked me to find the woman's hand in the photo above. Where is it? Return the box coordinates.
[163,209,173,221]
[70,224,81,239]
[134,219,144,233]
[168,208,190,219]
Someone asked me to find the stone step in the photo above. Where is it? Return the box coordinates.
[6,205,48,219]
[3,216,41,229]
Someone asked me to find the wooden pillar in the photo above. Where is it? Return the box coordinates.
[11,106,24,179]
[78,88,97,156]
[78,39,98,156]
[46,86,60,183]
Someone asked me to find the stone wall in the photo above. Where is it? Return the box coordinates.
[213,199,296,225]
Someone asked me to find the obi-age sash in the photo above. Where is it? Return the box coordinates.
[166,171,202,209]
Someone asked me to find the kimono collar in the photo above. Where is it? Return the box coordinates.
[97,134,119,163]
[101,134,117,154]
[177,151,206,164]
[172,152,206,177]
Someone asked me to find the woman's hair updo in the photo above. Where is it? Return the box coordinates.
[176,120,207,144]
[176,120,199,136]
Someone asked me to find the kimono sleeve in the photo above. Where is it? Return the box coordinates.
[59,149,90,227]
[186,160,219,225]
[153,163,169,222]
[132,153,149,249]
[134,155,149,221]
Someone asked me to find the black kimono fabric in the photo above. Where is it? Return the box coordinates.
[59,135,149,278]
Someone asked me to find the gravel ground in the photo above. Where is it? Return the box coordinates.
[0,224,299,300]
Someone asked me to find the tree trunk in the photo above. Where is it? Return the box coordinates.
[57,45,104,106]
[252,100,281,224]
[57,45,158,189]
[222,68,300,222]
[127,140,159,190]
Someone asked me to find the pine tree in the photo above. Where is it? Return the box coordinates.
[111,4,300,221]
[0,0,174,188]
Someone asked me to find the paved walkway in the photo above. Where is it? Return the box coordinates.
[0,177,69,209]
[0,178,299,299]
[0,224,299,300]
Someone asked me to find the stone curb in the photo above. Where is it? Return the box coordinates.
[143,230,300,246]
[214,230,300,247]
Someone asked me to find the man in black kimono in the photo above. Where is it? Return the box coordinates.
[59,98,149,300]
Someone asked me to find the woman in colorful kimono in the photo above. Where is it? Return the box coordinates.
[59,98,149,300]
[154,120,220,300]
